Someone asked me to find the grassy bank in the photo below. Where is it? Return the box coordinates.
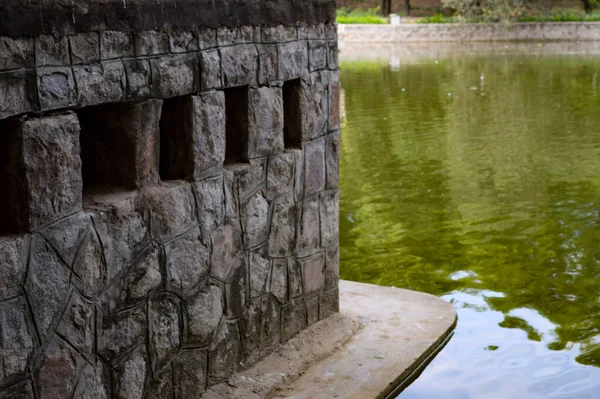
[418,8,600,23]
[336,7,388,24]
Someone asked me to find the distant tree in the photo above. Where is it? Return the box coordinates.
[381,0,392,15]
[581,0,597,13]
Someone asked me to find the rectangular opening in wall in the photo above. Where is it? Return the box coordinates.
[225,86,249,163]
[282,79,302,148]
[0,120,19,234]
[160,96,194,180]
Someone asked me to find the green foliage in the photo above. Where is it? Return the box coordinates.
[441,0,527,22]
[336,7,388,24]
[517,8,600,21]
[418,13,457,23]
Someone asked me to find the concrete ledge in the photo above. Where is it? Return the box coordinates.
[204,280,456,398]
[338,22,600,43]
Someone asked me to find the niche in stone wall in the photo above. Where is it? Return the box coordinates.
[0,120,17,234]
[78,99,162,194]
[282,79,302,148]
[159,96,194,180]
[225,86,249,163]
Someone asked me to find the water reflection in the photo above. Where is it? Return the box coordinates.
[338,43,600,397]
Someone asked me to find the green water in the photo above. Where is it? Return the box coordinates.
[339,44,600,398]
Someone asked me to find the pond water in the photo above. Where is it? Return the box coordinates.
[339,42,600,398]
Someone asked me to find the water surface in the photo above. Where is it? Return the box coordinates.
[339,42,600,398]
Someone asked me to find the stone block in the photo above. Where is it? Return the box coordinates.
[165,228,209,294]
[268,193,296,257]
[72,362,108,399]
[240,298,261,354]
[248,246,270,298]
[325,246,339,291]
[0,237,25,301]
[327,40,338,70]
[35,35,69,67]
[72,227,105,296]
[149,294,181,372]
[220,44,258,87]
[257,44,278,85]
[79,99,163,189]
[98,306,146,364]
[198,29,217,50]
[298,24,325,40]
[278,41,308,81]
[270,258,288,304]
[240,25,261,43]
[100,31,134,59]
[140,182,197,239]
[0,70,37,120]
[298,72,328,141]
[267,152,295,201]
[240,190,270,248]
[57,291,95,356]
[169,30,199,53]
[148,365,172,399]
[26,237,70,343]
[134,30,169,56]
[319,287,339,319]
[194,175,225,239]
[288,257,303,299]
[320,191,339,248]
[297,195,320,256]
[87,198,150,284]
[217,27,242,46]
[173,350,208,398]
[223,168,240,219]
[225,160,267,203]
[260,294,280,348]
[123,58,152,99]
[7,113,82,232]
[74,61,126,106]
[185,284,223,345]
[36,66,76,110]
[300,252,325,297]
[37,339,80,399]
[208,320,241,384]
[281,299,307,342]
[292,148,305,202]
[307,296,319,326]
[325,23,338,40]
[247,86,284,159]
[69,32,100,65]
[308,40,328,71]
[102,245,161,312]
[225,259,248,318]
[0,380,34,398]
[210,221,243,281]
[304,137,326,195]
[114,348,148,399]
[329,72,340,130]
[0,298,34,381]
[150,54,198,98]
[325,132,340,189]
[0,37,34,70]
[41,212,90,268]
[262,25,298,43]
[200,49,222,90]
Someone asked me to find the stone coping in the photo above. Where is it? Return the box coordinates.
[201,280,457,398]
[0,0,335,38]
[338,22,600,43]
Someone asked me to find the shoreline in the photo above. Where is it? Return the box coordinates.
[338,22,600,43]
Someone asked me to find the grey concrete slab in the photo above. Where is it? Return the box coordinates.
[278,280,457,399]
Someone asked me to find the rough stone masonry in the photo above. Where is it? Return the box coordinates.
[0,0,340,397]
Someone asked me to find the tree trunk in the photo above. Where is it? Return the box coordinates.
[381,0,392,15]
[405,0,410,16]
[582,0,593,13]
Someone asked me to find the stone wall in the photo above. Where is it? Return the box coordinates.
[0,1,340,397]
[338,22,600,43]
